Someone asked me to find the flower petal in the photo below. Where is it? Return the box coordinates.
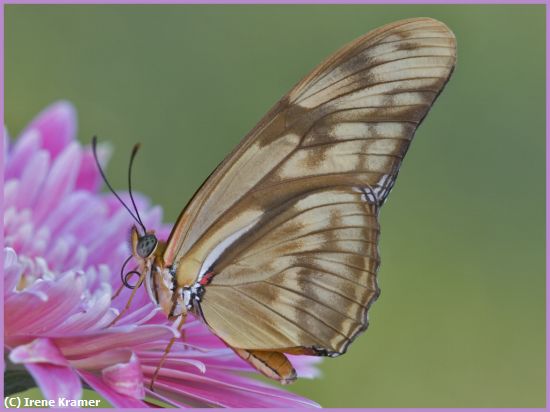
[288,354,323,379]
[142,365,320,408]
[54,282,112,334]
[71,349,133,370]
[25,363,83,402]
[4,247,21,293]
[79,370,149,408]
[75,150,100,191]
[3,180,19,211]
[8,339,83,403]
[55,325,176,358]
[140,355,207,374]
[33,142,82,224]
[16,150,50,210]
[5,129,40,179]
[9,338,68,366]
[11,271,87,335]
[102,353,145,399]
[23,101,77,159]
[42,191,105,242]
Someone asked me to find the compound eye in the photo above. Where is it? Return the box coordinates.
[137,234,158,258]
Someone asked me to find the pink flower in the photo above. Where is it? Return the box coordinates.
[4,102,321,408]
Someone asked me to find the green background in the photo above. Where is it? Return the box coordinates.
[5,4,546,408]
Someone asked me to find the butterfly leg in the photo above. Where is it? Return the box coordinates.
[108,271,147,327]
[232,348,297,385]
[166,285,188,341]
[110,283,125,300]
[149,311,187,391]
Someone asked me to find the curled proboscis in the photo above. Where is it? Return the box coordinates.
[120,255,140,289]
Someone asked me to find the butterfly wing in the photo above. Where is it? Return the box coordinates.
[200,187,381,355]
[164,18,456,358]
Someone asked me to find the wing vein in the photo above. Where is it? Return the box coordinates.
[230,286,326,343]
[297,54,453,104]
[264,280,360,330]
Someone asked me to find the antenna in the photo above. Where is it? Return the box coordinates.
[92,136,147,234]
[127,143,147,233]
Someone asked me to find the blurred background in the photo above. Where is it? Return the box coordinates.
[5,4,545,408]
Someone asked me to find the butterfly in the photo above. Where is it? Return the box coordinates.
[95,17,456,388]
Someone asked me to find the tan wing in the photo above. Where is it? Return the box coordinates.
[163,18,456,352]
[199,187,380,354]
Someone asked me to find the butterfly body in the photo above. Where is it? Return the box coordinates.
[124,17,456,385]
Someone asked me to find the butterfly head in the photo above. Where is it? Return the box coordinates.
[132,226,159,259]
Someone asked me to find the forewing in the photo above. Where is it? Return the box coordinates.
[164,17,456,272]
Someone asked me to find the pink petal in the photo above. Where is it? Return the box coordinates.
[11,271,86,335]
[7,221,34,254]
[144,387,193,408]
[16,150,50,209]
[5,129,40,179]
[8,340,82,404]
[288,354,323,379]
[207,371,321,408]
[140,356,206,374]
[4,208,32,241]
[4,247,21,293]
[44,235,75,271]
[111,303,162,327]
[33,142,82,224]
[23,101,77,159]
[79,370,149,408]
[42,191,105,240]
[146,379,225,407]
[102,353,145,399]
[5,289,49,338]
[25,363,83,402]
[85,210,134,266]
[9,338,68,366]
[147,377,307,408]
[53,283,112,334]
[142,365,320,408]
[64,245,88,271]
[55,325,176,358]
[3,180,19,211]
[25,227,50,258]
[71,349,133,370]
[75,148,102,191]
